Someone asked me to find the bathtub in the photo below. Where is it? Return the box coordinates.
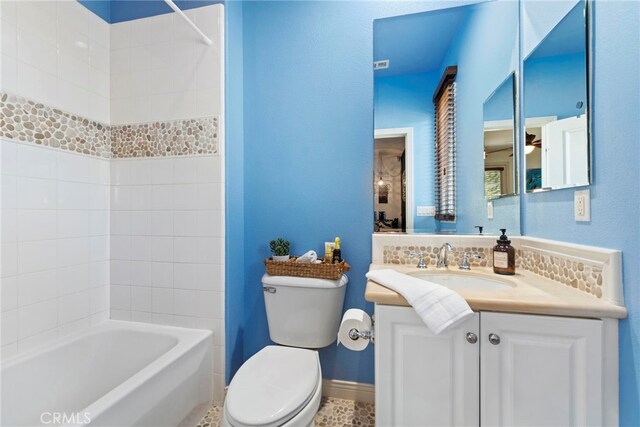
[1,320,213,427]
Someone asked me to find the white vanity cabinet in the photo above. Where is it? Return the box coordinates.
[375,305,612,427]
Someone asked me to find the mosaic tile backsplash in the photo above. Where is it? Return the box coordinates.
[0,92,219,159]
[383,244,603,298]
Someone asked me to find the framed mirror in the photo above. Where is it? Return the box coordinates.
[373,1,520,234]
[523,0,590,192]
[483,73,517,200]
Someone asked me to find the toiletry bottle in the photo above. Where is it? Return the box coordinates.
[325,244,333,263]
[493,229,515,275]
[332,237,342,264]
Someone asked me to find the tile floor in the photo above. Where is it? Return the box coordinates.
[196,397,375,426]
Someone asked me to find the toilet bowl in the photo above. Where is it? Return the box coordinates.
[222,274,348,427]
[221,346,322,427]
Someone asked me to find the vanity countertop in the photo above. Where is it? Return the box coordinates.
[365,264,627,319]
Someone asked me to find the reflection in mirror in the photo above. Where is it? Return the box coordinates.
[373,1,520,234]
[483,74,517,200]
[374,134,407,233]
[524,0,589,192]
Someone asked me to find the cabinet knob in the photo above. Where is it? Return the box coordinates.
[488,333,501,345]
[465,332,478,344]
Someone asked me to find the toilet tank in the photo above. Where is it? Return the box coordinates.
[261,273,348,348]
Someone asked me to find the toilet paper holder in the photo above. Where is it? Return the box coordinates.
[347,315,375,343]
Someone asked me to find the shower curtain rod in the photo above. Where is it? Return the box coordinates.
[163,0,212,46]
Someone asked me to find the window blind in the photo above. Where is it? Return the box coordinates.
[433,66,457,221]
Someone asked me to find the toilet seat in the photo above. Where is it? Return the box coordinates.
[224,346,320,427]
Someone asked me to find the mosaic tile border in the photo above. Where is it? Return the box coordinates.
[110,117,218,158]
[1,92,111,158]
[0,91,219,159]
[382,244,603,298]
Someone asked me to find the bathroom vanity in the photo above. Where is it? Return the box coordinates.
[366,234,626,427]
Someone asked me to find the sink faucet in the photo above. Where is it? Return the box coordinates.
[409,251,428,269]
[458,252,482,270]
[436,243,454,269]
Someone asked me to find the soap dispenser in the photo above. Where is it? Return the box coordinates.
[493,229,515,275]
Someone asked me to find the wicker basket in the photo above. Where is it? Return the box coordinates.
[264,257,350,280]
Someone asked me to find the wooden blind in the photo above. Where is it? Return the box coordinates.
[433,66,457,221]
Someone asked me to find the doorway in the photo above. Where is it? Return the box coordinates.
[374,128,414,232]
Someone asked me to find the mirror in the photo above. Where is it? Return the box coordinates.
[483,73,517,200]
[524,0,590,192]
[373,1,520,234]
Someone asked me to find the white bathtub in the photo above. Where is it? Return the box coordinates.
[1,321,213,427]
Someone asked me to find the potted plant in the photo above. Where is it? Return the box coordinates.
[269,238,291,261]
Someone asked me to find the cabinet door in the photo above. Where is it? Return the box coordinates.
[480,312,603,426]
[375,305,479,427]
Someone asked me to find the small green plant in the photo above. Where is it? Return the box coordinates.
[269,238,290,256]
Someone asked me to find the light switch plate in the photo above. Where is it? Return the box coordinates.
[487,201,494,219]
[417,206,435,216]
[574,189,591,222]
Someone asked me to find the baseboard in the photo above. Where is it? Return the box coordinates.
[322,379,375,404]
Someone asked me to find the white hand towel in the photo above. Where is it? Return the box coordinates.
[296,250,318,263]
[366,269,473,334]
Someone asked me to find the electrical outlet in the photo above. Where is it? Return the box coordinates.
[487,201,494,219]
[417,206,436,216]
[574,189,591,222]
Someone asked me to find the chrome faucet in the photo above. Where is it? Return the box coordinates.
[436,243,454,269]
[458,252,482,270]
[409,251,428,269]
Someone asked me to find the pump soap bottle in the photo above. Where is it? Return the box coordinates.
[493,229,515,275]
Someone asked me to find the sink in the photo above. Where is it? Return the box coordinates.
[410,272,514,292]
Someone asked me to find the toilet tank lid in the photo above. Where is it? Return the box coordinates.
[262,273,348,288]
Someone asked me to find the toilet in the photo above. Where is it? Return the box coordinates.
[222,273,349,427]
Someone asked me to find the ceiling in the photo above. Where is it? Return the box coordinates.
[78,0,219,24]
[373,5,470,78]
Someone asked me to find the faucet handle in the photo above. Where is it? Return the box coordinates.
[409,251,428,269]
[459,252,481,270]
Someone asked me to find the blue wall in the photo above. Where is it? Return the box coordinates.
[374,71,440,232]
[232,0,476,385]
[521,1,640,424]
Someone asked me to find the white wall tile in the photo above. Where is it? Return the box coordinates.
[1,309,18,345]
[18,269,57,306]
[1,242,17,277]
[16,62,57,106]
[110,210,131,235]
[1,276,17,312]
[16,27,57,71]
[2,209,17,242]
[57,237,90,267]
[18,239,57,274]
[57,27,91,63]
[17,299,57,339]
[57,210,90,238]
[150,159,174,184]
[57,264,89,297]
[17,210,56,241]
[17,144,57,179]
[1,54,19,93]
[1,175,17,209]
[110,284,131,310]
[110,21,132,51]
[131,286,151,312]
[2,18,18,59]
[110,260,131,285]
[151,287,173,314]
[150,236,173,262]
[173,157,197,183]
[57,181,90,210]
[58,51,90,89]
[90,285,108,314]
[111,235,132,261]
[1,140,18,176]
[150,262,173,288]
[57,151,90,182]
[151,185,173,210]
[58,290,90,325]
[174,289,220,318]
[130,261,151,287]
[17,177,57,209]
[89,210,110,236]
[131,211,152,236]
[90,236,110,262]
